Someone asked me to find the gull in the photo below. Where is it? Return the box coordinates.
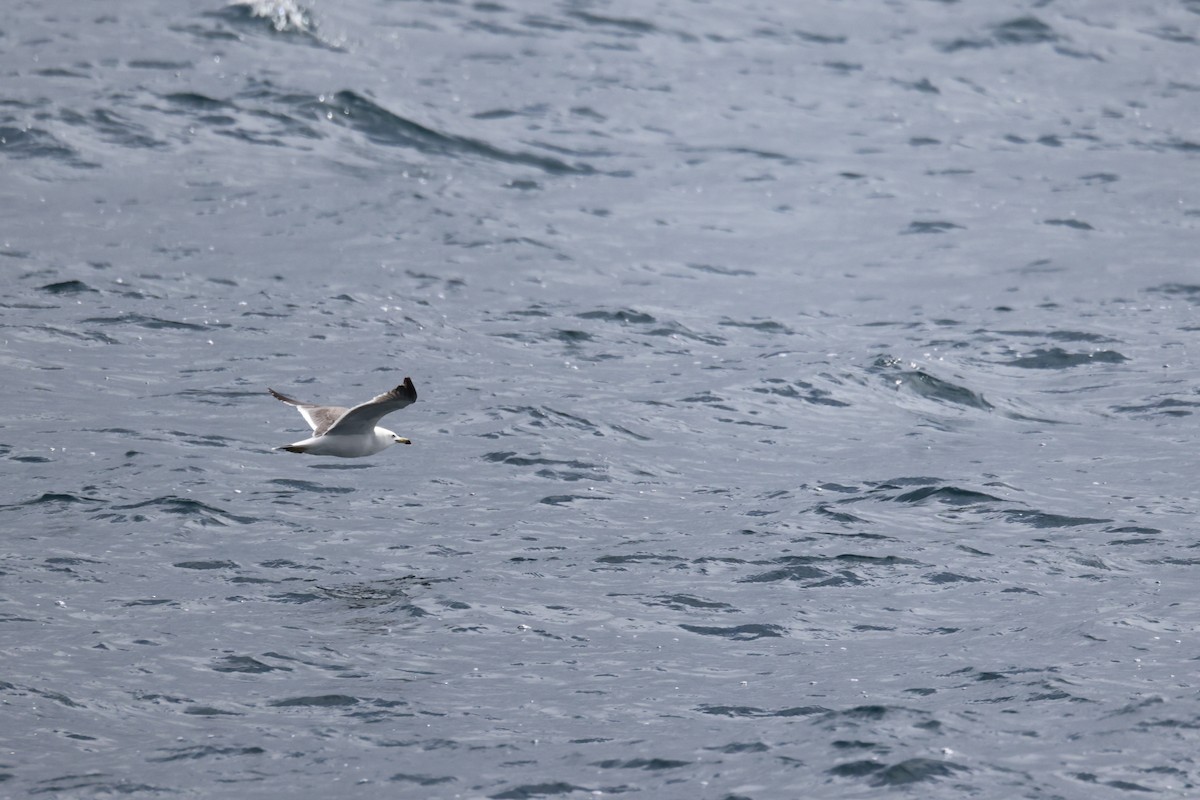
[268,377,418,457]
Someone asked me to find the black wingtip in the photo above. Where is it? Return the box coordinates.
[400,376,417,402]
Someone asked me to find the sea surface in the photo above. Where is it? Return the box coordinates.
[3,1,1199,797]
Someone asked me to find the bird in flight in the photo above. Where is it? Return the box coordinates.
[268,377,418,457]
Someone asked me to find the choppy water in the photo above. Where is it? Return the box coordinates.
[3,1,1199,797]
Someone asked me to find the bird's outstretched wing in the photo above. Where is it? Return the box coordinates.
[268,388,349,436]
[323,377,418,436]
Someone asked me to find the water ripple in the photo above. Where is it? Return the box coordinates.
[309,90,595,175]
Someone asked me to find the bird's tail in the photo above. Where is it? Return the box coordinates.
[278,445,308,454]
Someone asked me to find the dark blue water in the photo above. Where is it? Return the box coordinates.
[3,1,1199,797]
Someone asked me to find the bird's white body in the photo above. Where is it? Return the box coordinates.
[283,426,400,458]
[268,378,418,458]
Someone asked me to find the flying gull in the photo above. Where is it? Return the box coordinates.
[269,377,418,457]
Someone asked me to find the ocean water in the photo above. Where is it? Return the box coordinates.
[3,0,1199,797]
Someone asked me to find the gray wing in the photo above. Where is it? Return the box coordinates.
[323,377,418,436]
[268,388,349,436]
